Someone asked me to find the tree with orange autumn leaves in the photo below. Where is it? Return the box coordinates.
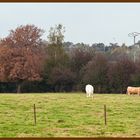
[0,25,45,93]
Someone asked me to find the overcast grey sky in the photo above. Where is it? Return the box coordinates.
[1,3,140,46]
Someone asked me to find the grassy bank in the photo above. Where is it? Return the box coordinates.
[0,93,140,137]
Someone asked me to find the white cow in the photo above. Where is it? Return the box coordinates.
[85,84,94,98]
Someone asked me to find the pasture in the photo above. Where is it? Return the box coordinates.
[0,93,140,137]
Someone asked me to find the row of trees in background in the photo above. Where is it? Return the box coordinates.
[0,24,140,93]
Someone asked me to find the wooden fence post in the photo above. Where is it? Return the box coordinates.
[33,104,36,125]
[104,104,107,125]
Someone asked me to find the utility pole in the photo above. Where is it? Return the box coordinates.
[134,51,136,63]
[128,32,140,62]
[128,32,140,45]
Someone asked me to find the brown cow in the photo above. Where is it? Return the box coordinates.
[127,86,140,95]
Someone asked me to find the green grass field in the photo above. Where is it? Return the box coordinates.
[0,93,140,137]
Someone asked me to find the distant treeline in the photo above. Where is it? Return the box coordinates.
[0,24,140,93]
